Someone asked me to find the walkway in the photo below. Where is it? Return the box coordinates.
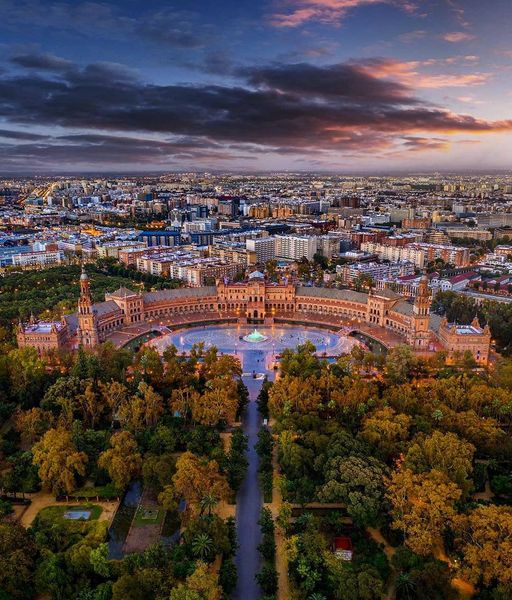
[233,374,264,600]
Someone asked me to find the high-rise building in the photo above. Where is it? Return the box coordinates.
[275,235,318,261]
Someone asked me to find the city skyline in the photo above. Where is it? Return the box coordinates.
[0,0,511,172]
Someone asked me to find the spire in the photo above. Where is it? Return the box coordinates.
[471,314,481,328]
[80,263,89,281]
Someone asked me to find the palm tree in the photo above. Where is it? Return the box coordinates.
[395,572,417,600]
[200,493,219,516]
[191,533,214,560]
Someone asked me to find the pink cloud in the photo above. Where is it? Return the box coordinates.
[270,0,417,27]
[356,58,489,89]
[442,31,475,43]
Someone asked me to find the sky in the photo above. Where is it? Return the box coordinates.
[0,0,511,173]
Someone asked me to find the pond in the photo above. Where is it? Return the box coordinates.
[107,481,142,559]
[64,509,91,520]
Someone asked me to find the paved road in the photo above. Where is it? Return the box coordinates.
[233,374,265,600]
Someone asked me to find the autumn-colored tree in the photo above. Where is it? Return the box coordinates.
[170,386,200,421]
[202,351,242,381]
[404,430,475,495]
[99,380,129,421]
[360,407,411,461]
[192,378,239,426]
[117,383,164,432]
[453,504,512,586]
[137,382,164,427]
[77,382,106,429]
[14,407,54,447]
[386,468,461,556]
[170,561,222,600]
[98,431,142,490]
[160,451,230,521]
[32,428,88,495]
[268,375,322,417]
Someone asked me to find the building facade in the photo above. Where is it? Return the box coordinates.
[17,270,492,364]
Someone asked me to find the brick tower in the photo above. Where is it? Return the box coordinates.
[77,265,99,348]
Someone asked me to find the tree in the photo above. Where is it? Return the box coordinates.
[77,382,106,429]
[453,505,512,586]
[404,431,475,495]
[99,380,129,422]
[89,542,111,577]
[192,378,239,427]
[387,468,461,556]
[98,431,142,490]
[32,428,88,495]
[14,407,54,447]
[117,383,164,432]
[160,452,230,521]
[385,345,416,384]
[268,375,322,417]
[318,454,386,526]
[170,561,222,600]
[0,523,37,600]
[360,407,411,461]
[7,347,49,406]
[191,533,214,560]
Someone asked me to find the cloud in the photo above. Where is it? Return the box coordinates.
[0,56,510,170]
[442,31,475,43]
[0,1,207,49]
[10,52,73,71]
[398,30,427,43]
[269,0,417,27]
[357,58,489,89]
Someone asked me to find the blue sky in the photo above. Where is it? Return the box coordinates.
[0,0,511,172]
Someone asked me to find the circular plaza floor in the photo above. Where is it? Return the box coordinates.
[148,323,356,372]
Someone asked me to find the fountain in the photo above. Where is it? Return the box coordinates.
[243,328,268,343]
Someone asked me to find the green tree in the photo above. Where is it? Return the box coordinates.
[0,523,37,599]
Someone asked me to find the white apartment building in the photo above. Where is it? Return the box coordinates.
[246,237,276,263]
[360,242,426,268]
[12,250,64,268]
[275,235,318,261]
[336,261,415,284]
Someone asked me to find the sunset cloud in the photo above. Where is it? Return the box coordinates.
[270,0,416,27]
[356,57,489,89]
[442,31,475,43]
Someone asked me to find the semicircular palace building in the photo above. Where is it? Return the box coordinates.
[17,268,491,364]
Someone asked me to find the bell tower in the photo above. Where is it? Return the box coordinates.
[410,275,432,348]
[77,266,99,348]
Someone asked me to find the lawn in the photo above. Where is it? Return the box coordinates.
[37,504,103,523]
[133,505,165,528]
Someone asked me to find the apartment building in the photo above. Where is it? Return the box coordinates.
[275,234,318,261]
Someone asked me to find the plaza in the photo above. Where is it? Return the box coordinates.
[149,323,357,372]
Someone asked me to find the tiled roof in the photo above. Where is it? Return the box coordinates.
[94,300,123,316]
[393,301,414,316]
[296,286,368,305]
[143,286,217,303]
[107,287,138,298]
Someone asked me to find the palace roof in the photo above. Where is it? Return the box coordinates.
[143,286,217,303]
[296,286,368,304]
